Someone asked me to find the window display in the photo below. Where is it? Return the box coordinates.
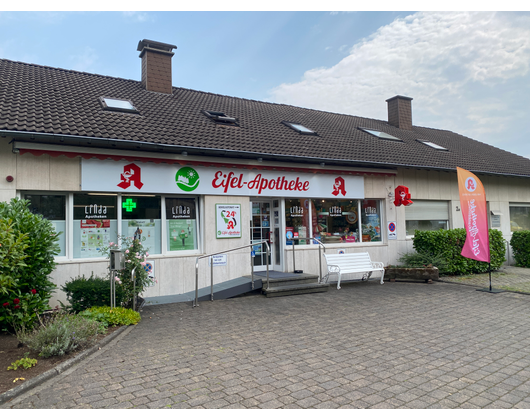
[313,199,361,244]
[285,199,310,245]
[122,195,161,255]
[73,193,117,258]
[361,200,381,242]
[166,197,198,251]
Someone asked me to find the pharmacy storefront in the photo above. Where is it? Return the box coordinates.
[21,157,388,303]
[77,159,383,271]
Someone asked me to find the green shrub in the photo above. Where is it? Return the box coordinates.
[510,231,530,267]
[0,198,60,332]
[79,306,141,326]
[413,228,506,275]
[61,274,125,313]
[0,219,29,295]
[397,251,447,271]
[18,312,99,358]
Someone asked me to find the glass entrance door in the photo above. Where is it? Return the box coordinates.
[250,200,273,271]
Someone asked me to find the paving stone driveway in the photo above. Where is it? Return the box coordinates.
[4,280,530,409]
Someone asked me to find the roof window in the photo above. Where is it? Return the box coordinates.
[203,110,239,126]
[100,97,138,113]
[282,121,317,135]
[359,128,402,141]
[417,140,448,151]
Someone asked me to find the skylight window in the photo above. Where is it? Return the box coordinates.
[282,121,317,135]
[100,97,138,113]
[417,140,448,151]
[202,110,239,126]
[359,128,402,141]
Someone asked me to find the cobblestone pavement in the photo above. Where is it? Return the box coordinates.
[440,266,530,294]
[4,280,530,409]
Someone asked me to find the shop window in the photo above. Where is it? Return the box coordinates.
[73,194,118,259]
[509,204,530,232]
[122,195,161,255]
[405,200,449,236]
[312,199,361,244]
[285,199,311,245]
[166,197,199,251]
[361,200,382,242]
[25,194,67,257]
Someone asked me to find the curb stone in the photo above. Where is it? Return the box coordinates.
[0,324,132,406]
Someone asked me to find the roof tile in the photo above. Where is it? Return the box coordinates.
[1,58,530,177]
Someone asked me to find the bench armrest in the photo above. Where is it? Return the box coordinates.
[327,264,341,272]
[371,262,384,270]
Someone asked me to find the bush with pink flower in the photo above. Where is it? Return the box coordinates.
[100,235,153,309]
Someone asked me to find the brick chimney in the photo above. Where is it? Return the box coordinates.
[137,39,177,94]
[386,95,413,130]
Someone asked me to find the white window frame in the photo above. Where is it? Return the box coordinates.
[20,191,202,261]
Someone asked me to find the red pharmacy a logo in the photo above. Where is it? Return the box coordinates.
[118,163,144,190]
[394,185,413,207]
[332,177,347,197]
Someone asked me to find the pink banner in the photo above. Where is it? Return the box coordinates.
[457,167,490,262]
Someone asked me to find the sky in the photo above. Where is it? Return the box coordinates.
[1,7,530,160]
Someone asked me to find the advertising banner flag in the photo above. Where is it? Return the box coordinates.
[457,167,490,263]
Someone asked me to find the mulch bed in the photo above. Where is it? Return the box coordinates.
[0,326,120,395]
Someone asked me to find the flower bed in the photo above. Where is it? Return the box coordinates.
[384,266,439,283]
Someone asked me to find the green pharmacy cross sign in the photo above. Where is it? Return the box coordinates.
[123,198,137,212]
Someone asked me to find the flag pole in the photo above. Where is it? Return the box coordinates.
[477,238,504,294]
[489,262,492,292]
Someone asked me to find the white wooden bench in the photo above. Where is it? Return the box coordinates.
[323,252,385,289]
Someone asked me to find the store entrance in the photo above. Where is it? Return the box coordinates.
[250,200,282,272]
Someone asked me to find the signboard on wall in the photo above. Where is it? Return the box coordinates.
[387,221,397,240]
[81,159,365,199]
[216,204,241,239]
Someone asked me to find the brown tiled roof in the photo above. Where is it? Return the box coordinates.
[1,58,530,177]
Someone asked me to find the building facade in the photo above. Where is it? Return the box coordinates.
[1,39,530,306]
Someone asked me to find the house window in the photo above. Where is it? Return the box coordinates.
[359,128,402,141]
[417,140,448,151]
[509,204,530,232]
[405,200,449,236]
[24,194,67,257]
[282,121,317,135]
[202,110,239,126]
[100,97,138,113]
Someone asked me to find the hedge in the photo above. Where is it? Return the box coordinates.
[510,230,530,267]
[413,228,505,275]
